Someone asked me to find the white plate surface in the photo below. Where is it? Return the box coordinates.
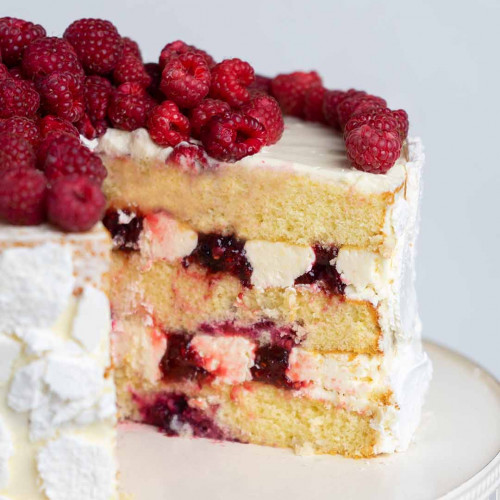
[118,342,500,500]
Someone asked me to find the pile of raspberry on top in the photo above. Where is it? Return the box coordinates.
[0,17,409,231]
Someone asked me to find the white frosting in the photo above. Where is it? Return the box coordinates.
[37,435,115,500]
[0,227,116,499]
[72,286,111,353]
[96,118,406,194]
[139,211,198,264]
[0,336,20,385]
[0,243,74,334]
[244,240,315,288]
[190,335,256,384]
[0,417,13,488]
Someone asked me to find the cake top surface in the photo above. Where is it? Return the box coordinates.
[239,118,409,194]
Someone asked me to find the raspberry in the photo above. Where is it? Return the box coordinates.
[209,58,255,107]
[75,114,98,140]
[167,143,213,173]
[22,36,83,80]
[160,52,211,108]
[84,75,112,123]
[303,85,326,123]
[345,124,401,174]
[0,168,46,225]
[322,89,345,129]
[121,37,141,60]
[240,93,284,145]
[0,78,39,118]
[108,82,155,131]
[147,101,190,147]
[200,111,266,162]
[8,66,24,79]
[270,71,321,117]
[113,55,151,87]
[0,17,46,67]
[40,133,107,184]
[0,117,40,147]
[159,40,215,70]
[189,98,230,139]
[63,18,123,75]
[38,115,79,139]
[0,63,10,80]
[37,71,85,123]
[249,74,271,94]
[391,109,409,139]
[0,133,36,173]
[47,175,106,232]
[337,94,386,129]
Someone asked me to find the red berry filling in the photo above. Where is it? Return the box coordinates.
[102,208,144,251]
[183,233,253,287]
[295,245,345,296]
[251,344,297,389]
[137,392,228,440]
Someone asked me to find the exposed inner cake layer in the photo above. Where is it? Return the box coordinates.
[114,316,431,457]
[100,119,416,251]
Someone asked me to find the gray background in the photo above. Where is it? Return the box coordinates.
[3,0,499,377]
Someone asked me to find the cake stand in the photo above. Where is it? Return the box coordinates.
[118,341,500,500]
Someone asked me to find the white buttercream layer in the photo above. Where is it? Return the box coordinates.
[0,226,117,500]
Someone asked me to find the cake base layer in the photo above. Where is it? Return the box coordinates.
[119,381,378,458]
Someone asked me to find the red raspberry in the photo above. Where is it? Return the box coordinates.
[249,74,271,94]
[201,111,266,162]
[0,117,40,147]
[147,101,190,147]
[64,18,123,75]
[37,71,85,123]
[47,175,106,232]
[270,71,321,117]
[75,114,98,140]
[303,85,327,123]
[159,40,215,70]
[391,109,409,139]
[121,37,141,60]
[240,93,284,145]
[84,75,112,123]
[0,63,10,80]
[22,36,84,80]
[337,94,386,130]
[322,90,346,129]
[113,55,151,88]
[209,58,255,107]
[0,17,46,67]
[189,98,230,139]
[40,134,107,184]
[345,124,402,174]
[160,52,211,108]
[38,115,79,140]
[167,143,213,173]
[0,133,36,173]
[108,82,155,131]
[0,78,39,118]
[8,66,24,79]
[0,168,47,225]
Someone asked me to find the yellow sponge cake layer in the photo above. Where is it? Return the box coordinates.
[111,252,381,354]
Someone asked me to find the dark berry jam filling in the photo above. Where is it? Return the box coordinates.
[160,334,209,382]
[137,392,228,440]
[183,233,252,286]
[198,319,300,350]
[295,244,345,296]
[102,208,144,251]
[251,344,299,389]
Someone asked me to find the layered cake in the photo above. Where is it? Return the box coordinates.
[0,15,431,499]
